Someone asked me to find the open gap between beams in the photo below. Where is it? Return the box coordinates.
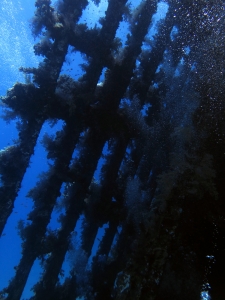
[141,1,169,51]
[86,222,109,270]
[117,143,133,176]
[94,67,108,99]
[97,67,108,85]
[114,20,131,50]
[46,182,67,232]
[92,140,111,182]
[78,0,108,29]
[107,224,122,261]
[21,258,43,299]
[170,25,178,41]
[59,46,86,80]
[59,214,86,285]
[68,130,88,168]
[56,215,92,299]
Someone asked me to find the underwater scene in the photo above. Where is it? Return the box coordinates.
[0,0,225,299]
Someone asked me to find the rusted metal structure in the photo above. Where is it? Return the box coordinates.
[0,0,225,299]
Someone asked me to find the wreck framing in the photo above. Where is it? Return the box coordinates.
[0,0,225,299]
